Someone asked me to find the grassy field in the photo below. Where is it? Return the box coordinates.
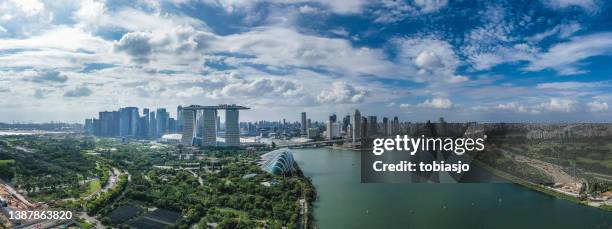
[0,159,15,165]
[81,179,101,198]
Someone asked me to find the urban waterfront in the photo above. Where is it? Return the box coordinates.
[292,148,612,229]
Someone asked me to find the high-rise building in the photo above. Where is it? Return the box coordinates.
[342,115,350,132]
[393,116,399,134]
[84,119,94,135]
[149,111,156,138]
[181,109,195,146]
[168,118,177,133]
[367,116,377,137]
[156,108,168,136]
[177,105,183,133]
[352,109,361,143]
[329,114,337,123]
[383,117,390,136]
[119,107,138,137]
[301,112,307,135]
[225,109,240,146]
[202,109,217,146]
[216,115,221,133]
[307,118,311,130]
[326,121,340,139]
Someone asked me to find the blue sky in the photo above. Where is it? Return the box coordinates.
[1,0,612,122]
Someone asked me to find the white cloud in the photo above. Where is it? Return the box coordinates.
[525,33,612,75]
[316,81,367,104]
[541,0,598,13]
[413,0,448,13]
[418,97,453,109]
[527,21,582,42]
[540,98,576,112]
[587,101,608,112]
[399,103,412,108]
[64,86,93,97]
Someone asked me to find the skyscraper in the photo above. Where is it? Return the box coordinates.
[342,115,351,132]
[202,109,217,146]
[181,109,195,146]
[383,117,390,136]
[149,111,156,138]
[367,116,377,137]
[301,112,307,135]
[352,109,361,143]
[156,108,168,137]
[119,107,138,137]
[225,109,240,146]
[177,105,183,133]
[329,113,337,123]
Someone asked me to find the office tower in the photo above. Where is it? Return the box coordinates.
[361,117,368,139]
[225,109,240,146]
[326,121,340,139]
[141,108,150,138]
[216,115,221,133]
[307,127,319,139]
[119,107,138,137]
[93,118,100,135]
[367,116,377,137]
[168,118,176,133]
[84,119,93,135]
[352,109,361,143]
[342,115,350,132]
[307,118,311,130]
[149,111,156,138]
[301,112,307,135]
[329,114,337,123]
[202,109,217,146]
[383,117,390,136]
[156,108,168,136]
[393,116,399,134]
[181,109,195,146]
[99,111,114,136]
[177,106,183,132]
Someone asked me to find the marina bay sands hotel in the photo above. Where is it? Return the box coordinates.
[181,104,250,147]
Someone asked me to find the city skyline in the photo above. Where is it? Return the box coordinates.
[2,0,612,123]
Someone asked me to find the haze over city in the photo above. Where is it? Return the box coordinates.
[1,0,612,123]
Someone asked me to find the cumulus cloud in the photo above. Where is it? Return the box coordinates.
[64,86,92,97]
[396,38,466,83]
[316,81,367,104]
[113,32,153,63]
[540,98,576,112]
[587,101,608,112]
[399,103,412,108]
[28,70,68,83]
[418,97,453,109]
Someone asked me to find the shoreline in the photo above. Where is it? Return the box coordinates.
[473,160,612,212]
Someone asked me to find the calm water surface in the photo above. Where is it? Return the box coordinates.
[292,148,612,229]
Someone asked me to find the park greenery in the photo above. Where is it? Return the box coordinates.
[0,135,102,201]
[1,135,316,228]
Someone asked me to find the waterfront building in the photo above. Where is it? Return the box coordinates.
[367,116,378,137]
[258,148,296,176]
[225,109,240,146]
[301,112,307,135]
[202,109,217,146]
[307,127,319,139]
[352,109,361,143]
[326,121,341,140]
[181,109,196,146]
